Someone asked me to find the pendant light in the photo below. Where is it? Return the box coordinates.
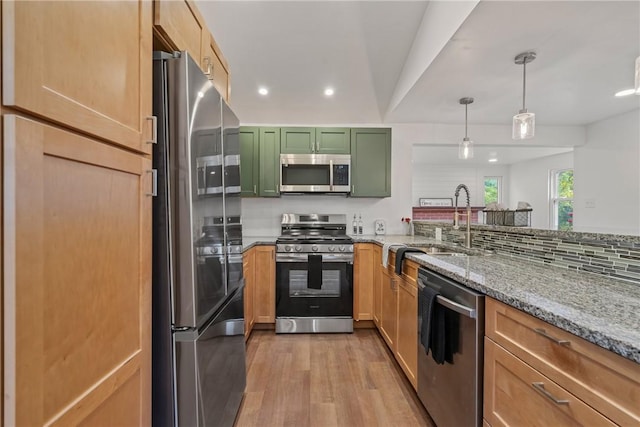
[513,51,536,140]
[459,97,474,159]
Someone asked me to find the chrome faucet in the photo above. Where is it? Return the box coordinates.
[454,184,472,248]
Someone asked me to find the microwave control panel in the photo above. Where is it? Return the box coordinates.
[333,165,349,185]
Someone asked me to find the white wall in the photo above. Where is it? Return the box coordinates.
[411,163,510,207]
[241,123,584,235]
[573,109,640,234]
[508,152,574,229]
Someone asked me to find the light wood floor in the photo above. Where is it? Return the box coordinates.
[234,329,434,427]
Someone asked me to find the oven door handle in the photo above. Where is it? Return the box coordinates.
[418,278,476,319]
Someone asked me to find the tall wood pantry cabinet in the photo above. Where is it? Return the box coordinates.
[2,1,153,424]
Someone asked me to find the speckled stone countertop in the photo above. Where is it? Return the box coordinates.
[245,234,640,363]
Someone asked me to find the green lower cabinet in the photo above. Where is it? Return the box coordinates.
[350,128,392,197]
[239,126,280,197]
[239,127,259,197]
[258,127,281,197]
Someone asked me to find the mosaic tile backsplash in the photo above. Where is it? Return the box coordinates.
[413,222,640,284]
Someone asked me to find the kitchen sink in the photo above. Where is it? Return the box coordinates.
[423,247,468,256]
[409,245,493,257]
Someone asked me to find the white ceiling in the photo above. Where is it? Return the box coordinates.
[198,0,640,164]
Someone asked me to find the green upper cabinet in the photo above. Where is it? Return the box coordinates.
[280,127,315,153]
[280,127,351,154]
[258,127,281,197]
[239,126,280,197]
[315,128,350,154]
[239,127,259,197]
[350,128,392,197]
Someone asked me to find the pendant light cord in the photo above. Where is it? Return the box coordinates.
[464,103,468,138]
[522,60,527,111]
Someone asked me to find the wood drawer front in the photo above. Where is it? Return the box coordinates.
[401,260,418,286]
[484,338,615,427]
[486,298,640,425]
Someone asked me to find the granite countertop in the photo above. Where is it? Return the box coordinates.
[246,234,640,363]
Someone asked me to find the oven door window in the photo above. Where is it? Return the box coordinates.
[289,270,341,297]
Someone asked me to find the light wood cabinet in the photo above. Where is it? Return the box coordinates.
[153,0,205,69]
[3,1,153,154]
[396,276,418,390]
[243,247,256,339]
[354,243,375,321]
[201,30,230,102]
[253,245,276,323]
[374,249,418,389]
[379,265,398,351]
[484,338,615,427]
[3,115,152,426]
[485,298,640,426]
[372,245,382,327]
[153,0,231,102]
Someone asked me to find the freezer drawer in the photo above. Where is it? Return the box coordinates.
[174,286,246,427]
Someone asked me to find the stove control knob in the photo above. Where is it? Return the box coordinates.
[339,246,345,252]
[312,245,318,252]
[328,246,335,252]
[295,245,302,252]
[285,246,292,252]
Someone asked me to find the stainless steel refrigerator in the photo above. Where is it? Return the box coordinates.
[152,51,246,427]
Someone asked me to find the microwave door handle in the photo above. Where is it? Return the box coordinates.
[329,159,333,191]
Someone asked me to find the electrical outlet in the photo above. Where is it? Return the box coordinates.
[435,227,442,241]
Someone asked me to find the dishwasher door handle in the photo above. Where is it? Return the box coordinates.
[436,295,476,319]
[418,278,477,319]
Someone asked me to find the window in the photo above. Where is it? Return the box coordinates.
[484,176,502,205]
[550,169,573,230]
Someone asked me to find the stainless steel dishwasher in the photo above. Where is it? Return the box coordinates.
[417,267,484,427]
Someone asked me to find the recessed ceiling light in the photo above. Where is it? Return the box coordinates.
[614,88,637,97]
[258,87,269,96]
[488,158,498,163]
[324,88,334,96]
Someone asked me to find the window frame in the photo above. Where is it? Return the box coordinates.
[549,168,574,230]
[483,176,502,205]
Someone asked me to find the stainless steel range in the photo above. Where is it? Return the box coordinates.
[275,214,354,333]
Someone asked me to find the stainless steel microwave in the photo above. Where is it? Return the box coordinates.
[280,154,351,193]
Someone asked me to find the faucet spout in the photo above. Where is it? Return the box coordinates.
[453,184,472,248]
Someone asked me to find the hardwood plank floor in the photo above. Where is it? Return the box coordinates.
[235,329,434,427]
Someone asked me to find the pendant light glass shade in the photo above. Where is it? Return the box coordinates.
[459,137,473,159]
[458,97,474,159]
[513,52,536,140]
[513,110,535,139]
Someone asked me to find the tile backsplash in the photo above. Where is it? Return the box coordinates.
[414,221,640,283]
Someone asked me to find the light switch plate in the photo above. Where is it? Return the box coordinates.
[374,219,386,235]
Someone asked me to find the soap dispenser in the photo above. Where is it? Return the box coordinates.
[352,214,358,235]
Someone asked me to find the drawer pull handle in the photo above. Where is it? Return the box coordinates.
[532,382,569,405]
[534,328,570,346]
